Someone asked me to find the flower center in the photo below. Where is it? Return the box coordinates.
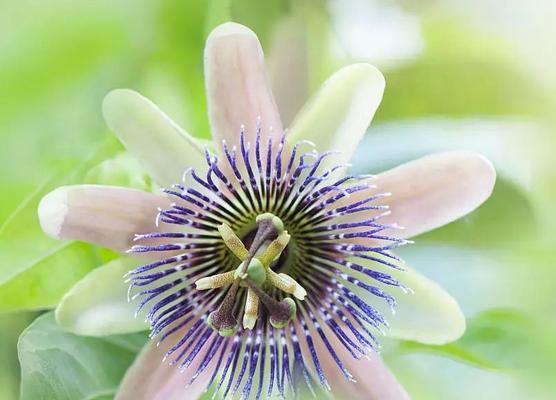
[195,212,306,335]
[126,128,408,398]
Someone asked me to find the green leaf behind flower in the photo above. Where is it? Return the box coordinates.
[0,138,121,312]
[394,309,540,370]
[18,313,146,400]
[0,243,100,312]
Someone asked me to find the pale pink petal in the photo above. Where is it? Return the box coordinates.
[340,151,496,239]
[116,331,211,400]
[315,335,410,399]
[38,185,168,251]
[376,151,496,237]
[204,22,283,149]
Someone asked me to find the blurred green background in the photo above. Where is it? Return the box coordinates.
[1,0,554,399]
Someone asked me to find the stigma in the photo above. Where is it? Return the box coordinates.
[195,213,306,336]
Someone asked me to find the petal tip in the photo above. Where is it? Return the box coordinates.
[430,294,467,345]
[338,63,386,93]
[38,187,69,239]
[102,88,141,123]
[353,62,385,83]
[433,299,467,345]
[207,22,257,41]
[453,150,497,202]
[471,151,497,189]
[53,300,72,332]
[288,62,385,157]
[453,311,467,341]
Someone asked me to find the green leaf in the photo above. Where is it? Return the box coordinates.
[0,312,39,400]
[18,313,146,400]
[0,138,120,311]
[454,309,537,369]
[0,243,100,312]
[397,340,498,370]
[56,257,149,336]
[395,309,537,370]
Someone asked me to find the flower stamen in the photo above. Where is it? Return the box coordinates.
[242,288,259,330]
[196,213,306,334]
[195,271,235,290]
[243,278,296,329]
[266,270,306,300]
[257,230,290,266]
[217,223,248,260]
[207,280,240,337]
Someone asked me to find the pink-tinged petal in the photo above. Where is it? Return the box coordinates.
[38,185,167,252]
[375,151,496,238]
[315,335,410,400]
[116,331,211,400]
[103,89,207,187]
[335,151,495,240]
[204,22,283,149]
[288,64,385,166]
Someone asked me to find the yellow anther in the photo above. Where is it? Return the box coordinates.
[195,271,235,290]
[267,270,307,300]
[258,231,291,267]
[218,223,248,260]
[205,216,304,335]
[243,288,259,330]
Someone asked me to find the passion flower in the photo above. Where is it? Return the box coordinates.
[38,22,495,400]
[124,123,410,398]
